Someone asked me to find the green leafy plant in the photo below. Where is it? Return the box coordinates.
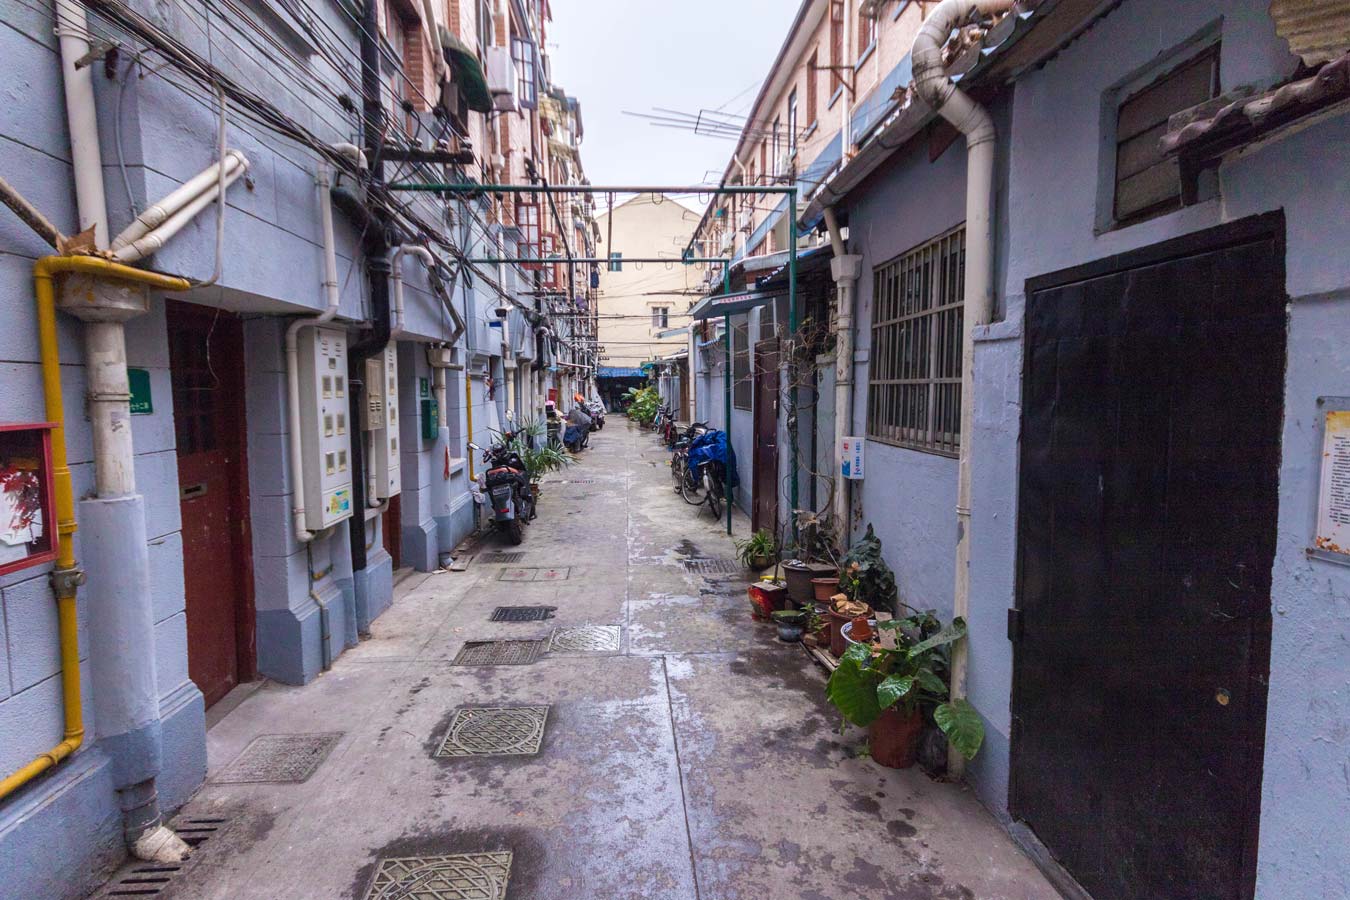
[734,528,777,568]
[623,385,660,424]
[838,523,898,613]
[508,431,572,482]
[824,616,985,761]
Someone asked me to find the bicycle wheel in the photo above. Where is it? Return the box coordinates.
[680,465,708,505]
[671,453,686,489]
[705,472,723,519]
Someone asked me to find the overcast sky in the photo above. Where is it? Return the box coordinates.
[548,0,791,203]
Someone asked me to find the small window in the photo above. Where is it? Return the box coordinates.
[732,315,751,410]
[772,117,782,178]
[1113,44,1220,225]
[651,307,670,329]
[857,8,876,58]
[867,227,965,455]
[608,252,623,273]
[512,36,536,109]
[788,89,799,157]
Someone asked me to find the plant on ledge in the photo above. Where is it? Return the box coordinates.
[838,523,897,613]
[825,616,985,767]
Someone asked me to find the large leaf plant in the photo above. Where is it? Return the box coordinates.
[825,615,986,761]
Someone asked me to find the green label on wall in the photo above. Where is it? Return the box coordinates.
[128,368,152,415]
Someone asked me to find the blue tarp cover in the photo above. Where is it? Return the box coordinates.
[598,366,645,378]
[686,430,739,489]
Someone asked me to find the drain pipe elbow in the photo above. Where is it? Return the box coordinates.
[390,243,436,339]
[911,0,1012,147]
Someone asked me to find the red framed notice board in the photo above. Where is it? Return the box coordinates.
[0,423,58,577]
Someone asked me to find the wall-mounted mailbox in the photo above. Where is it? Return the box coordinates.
[0,423,58,577]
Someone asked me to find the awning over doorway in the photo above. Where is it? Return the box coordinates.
[687,289,783,321]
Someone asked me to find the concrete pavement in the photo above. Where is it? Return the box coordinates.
[92,420,1057,900]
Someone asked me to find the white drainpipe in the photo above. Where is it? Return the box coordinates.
[822,207,861,550]
[912,0,1012,778]
[55,0,108,244]
[391,243,436,339]
[286,162,342,543]
[110,151,247,254]
[112,161,249,263]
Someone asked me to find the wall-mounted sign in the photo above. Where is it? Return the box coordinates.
[1315,407,1350,561]
[128,367,152,415]
[0,423,58,577]
[841,436,865,480]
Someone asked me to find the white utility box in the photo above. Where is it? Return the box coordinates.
[841,436,865,480]
[297,326,353,528]
[367,345,401,500]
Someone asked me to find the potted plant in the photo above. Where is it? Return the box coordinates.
[825,616,985,769]
[838,524,898,613]
[770,608,809,642]
[734,528,777,571]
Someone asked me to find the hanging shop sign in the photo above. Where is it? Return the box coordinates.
[0,423,58,577]
[1314,403,1350,563]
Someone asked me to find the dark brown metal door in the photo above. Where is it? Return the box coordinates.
[168,302,255,709]
[383,493,402,570]
[752,339,779,536]
[1011,218,1285,900]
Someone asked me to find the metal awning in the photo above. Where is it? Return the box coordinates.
[687,289,783,321]
[442,29,493,113]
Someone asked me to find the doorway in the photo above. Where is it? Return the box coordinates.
[167,301,255,709]
[1010,215,1285,900]
[751,339,780,536]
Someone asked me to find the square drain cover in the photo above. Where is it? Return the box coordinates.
[452,640,543,666]
[683,557,740,574]
[435,706,549,757]
[497,566,571,582]
[490,605,556,622]
[212,733,342,784]
[549,625,622,653]
[477,552,524,564]
[363,852,513,900]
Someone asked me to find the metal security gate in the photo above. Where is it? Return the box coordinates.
[752,339,780,536]
[168,302,256,708]
[1010,215,1285,900]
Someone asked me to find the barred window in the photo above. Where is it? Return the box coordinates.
[867,227,964,455]
[732,315,751,410]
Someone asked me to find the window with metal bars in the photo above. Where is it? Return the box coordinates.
[732,314,751,410]
[866,227,965,456]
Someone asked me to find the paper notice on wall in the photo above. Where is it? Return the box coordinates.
[1315,410,1350,558]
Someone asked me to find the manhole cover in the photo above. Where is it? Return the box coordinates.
[683,557,740,574]
[477,552,525,564]
[212,733,342,784]
[363,852,513,900]
[452,640,543,666]
[435,706,549,757]
[490,605,556,622]
[497,567,571,582]
[549,625,622,653]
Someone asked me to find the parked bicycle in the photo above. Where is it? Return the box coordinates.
[676,427,732,520]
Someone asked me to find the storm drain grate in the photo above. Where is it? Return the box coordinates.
[363,852,513,900]
[490,605,556,622]
[435,706,549,758]
[212,733,342,784]
[498,566,571,582]
[452,640,543,666]
[101,817,226,896]
[682,557,740,575]
[477,551,525,564]
[549,625,622,653]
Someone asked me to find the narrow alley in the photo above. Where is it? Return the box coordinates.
[111,421,1055,900]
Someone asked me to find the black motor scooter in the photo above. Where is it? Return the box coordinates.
[470,430,536,545]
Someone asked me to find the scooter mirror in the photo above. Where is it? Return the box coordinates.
[467,442,482,451]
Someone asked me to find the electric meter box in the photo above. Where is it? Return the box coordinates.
[297,327,353,529]
[0,422,58,577]
[370,345,401,500]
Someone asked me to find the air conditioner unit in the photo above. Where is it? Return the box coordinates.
[777,152,796,180]
[486,46,518,111]
[736,206,753,231]
[718,230,734,253]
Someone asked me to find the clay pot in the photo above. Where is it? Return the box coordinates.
[811,577,841,602]
[826,607,852,657]
[784,561,836,607]
[869,705,924,769]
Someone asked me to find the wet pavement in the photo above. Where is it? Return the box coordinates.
[96,420,1058,899]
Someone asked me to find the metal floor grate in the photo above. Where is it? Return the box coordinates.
[363,852,513,900]
[452,640,543,666]
[477,552,525,564]
[490,605,556,622]
[549,625,622,653]
[435,706,549,758]
[682,557,740,574]
[101,817,226,897]
[212,733,342,784]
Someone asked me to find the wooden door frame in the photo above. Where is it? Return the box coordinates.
[167,301,258,686]
[1010,211,1285,898]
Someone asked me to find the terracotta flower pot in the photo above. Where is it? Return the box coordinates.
[784,561,836,607]
[811,577,841,602]
[826,607,852,657]
[869,705,924,769]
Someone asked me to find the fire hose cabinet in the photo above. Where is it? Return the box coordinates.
[0,423,58,577]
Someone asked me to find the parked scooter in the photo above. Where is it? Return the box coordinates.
[585,399,606,431]
[470,428,536,545]
[563,398,593,453]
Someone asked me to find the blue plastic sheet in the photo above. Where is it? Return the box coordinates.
[686,430,739,489]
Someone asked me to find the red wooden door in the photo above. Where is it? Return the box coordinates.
[383,493,402,569]
[168,302,254,708]
[751,340,780,536]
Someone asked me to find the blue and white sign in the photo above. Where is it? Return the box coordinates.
[841,437,864,480]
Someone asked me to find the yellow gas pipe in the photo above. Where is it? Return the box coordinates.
[0,256,189,801]
[466,372,475,481]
